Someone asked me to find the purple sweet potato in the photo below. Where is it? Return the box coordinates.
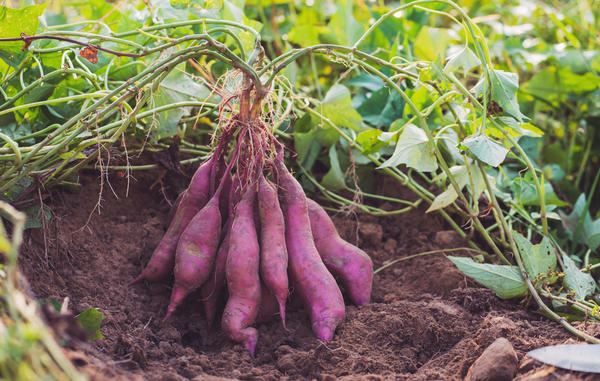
[221,187,261,355]
[201,218,231,328]
[274,156,345,341]
[166,190,185,227]
[255,284,280,325]
[134,157,215,283]
[307,198,373,306]
[257,173,288,327]
[165,189,222,319]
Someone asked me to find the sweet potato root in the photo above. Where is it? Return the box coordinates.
[134,157,215,283]
[201,219,231,328]
[165,190,222,319]
[222,187,261,355]
[257,173,288,327]
[139,96,372,353]
[275,156,345,341]
[307,198,373,306]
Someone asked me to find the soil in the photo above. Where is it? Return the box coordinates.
[19,170,600,380]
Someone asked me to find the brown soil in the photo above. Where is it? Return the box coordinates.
[20,171,600,380]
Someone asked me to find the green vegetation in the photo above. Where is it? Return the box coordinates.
[0,0,598,377]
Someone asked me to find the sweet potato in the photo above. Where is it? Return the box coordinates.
[307,199,373,306]
[133,157,215,283]
[165,188,222,319]
[255,284,280,325]
[257,174,288,327]
[222,187,261,355]
[275,156,345,341]
[201,218,231,328]
[166,190,185,227]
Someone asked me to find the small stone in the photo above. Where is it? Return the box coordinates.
[466,338,518,381]
[359,222,383,245]
[434,230,463,247]
[383,238,397,253]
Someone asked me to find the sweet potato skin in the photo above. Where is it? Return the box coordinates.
[255,284,279,324]
[166,192,221,319]
[275,158,345,341]
[201,219,231,328]
[134,157,215,283]
[257,174,288,327]
[222,187,261,355]
[307,198,373,306]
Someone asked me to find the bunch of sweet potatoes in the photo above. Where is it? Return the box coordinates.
[133,116,373,355]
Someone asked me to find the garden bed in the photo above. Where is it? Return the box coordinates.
[20,171,597,380]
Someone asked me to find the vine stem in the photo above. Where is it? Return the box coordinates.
[374,247,490,274]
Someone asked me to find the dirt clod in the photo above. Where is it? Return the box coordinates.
[466,338,518,381]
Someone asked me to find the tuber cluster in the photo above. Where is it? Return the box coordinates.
[133,94,373,354]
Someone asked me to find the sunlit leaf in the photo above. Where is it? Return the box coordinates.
[76,308,104,341]
[562,254,596,300]
[414,27,452,61]
[356,129,387,154]
[473,70,527,122]
[513,232,556,279]
[462,134,508,167]
[379,124,437,172]
[448,256,527,299]
[326,0,363,46]
[426,164,490,212]
[444,47,480,74]
[0,3,47,66]
[321,146,346,190]
[313,85,362,147]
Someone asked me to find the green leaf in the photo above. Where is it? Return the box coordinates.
[414,27,452,61]
[326,0,363,46]
[512,232,556,279]
[514,181,569,208]
[523,67,599,103]
[448,256,527,299]
[356,129,388,154]
[23,204,51,230]
[287,10,326,47]
[560,194,600,251]
[562,254,595,300]
[294,113,320,171]
[149,65,208,140]
[426,187,458,213]
[426,164,490,213]
[150,87,185,139]
[444,47,480,74]
[288,24,327,47]
[495,116,543,138]
[462,134,508,167]
[346,74,384,92]
[160,66,211,100]
[321,146,346,190]
[473,70,527,122]
[76,308,104,341]
[356,86,405,128]
[379,124,437,172]
[321,84,363,131]
[0,4,48,67]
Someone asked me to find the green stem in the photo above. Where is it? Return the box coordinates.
[374,247,489,274]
